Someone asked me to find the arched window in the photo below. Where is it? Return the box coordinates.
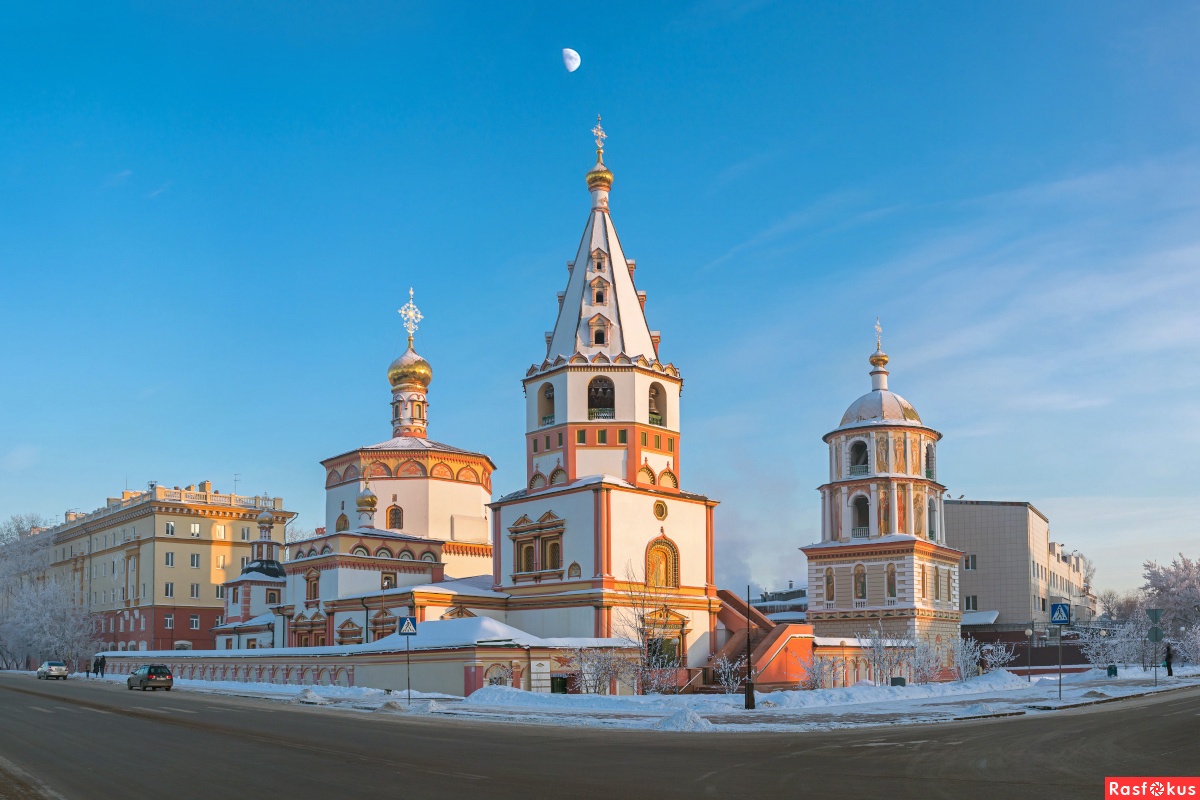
[637,466,656,485]
[645,539,679,588]
[849,441,869,475]
[587,377,615,419]
[375,547,393,559]
[854,565,867,600]
[928,498,937,539]
[387,506,403,530]
[520,543,535,573]
[320,546,332,555]
[925,443,936,480]
[351,546,369,557]
[594,289,605,304]
[934,566,941,601]
[546,541,561,570]
[537,382,555,426]
[335,514,349,532]
[852,495,870,536]
[529,473,546,490]
[594,329,606,345]
[648,382,666,426]
[825,568,834,603]
[568,562,581,578]
[658,470,678,489]
[887,564,897,598]
[420,552,436,563]
[549,467,567,486]
[398,550,414,560]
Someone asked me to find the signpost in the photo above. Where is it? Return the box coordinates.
[1050,604,1070,700]
[399,616,418,704]
[1146,609,1164,687]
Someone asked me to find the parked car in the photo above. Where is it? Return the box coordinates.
[36,661,69,680]
[127,664,173,691]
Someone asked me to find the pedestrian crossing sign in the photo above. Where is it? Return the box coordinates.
[1050,603,1070,625]
[399,616,418,636]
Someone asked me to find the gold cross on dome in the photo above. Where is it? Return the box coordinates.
[398,288,423,339]
[592,115,607,151]
[875,317,883,349]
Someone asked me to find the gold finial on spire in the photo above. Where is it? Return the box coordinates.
[398,287,423,347]
[591,114,607,154]
[875,317,882,350]
[870,317,889,368]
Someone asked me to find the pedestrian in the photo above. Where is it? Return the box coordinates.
[1165,644,1173,677]
[98,654,106,677]
[85,660,91,679]
[92,656,100,676]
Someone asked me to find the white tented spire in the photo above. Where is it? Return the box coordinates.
[545,125,656,361]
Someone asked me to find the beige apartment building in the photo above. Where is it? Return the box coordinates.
[945,500,1094,627]
[40,481,294,651]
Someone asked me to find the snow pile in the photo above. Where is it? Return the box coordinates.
[405,700,446,715]
[1082,690,1109,699]
[653,710,713,732]
[957,703,999,716]
[290,688,329,705]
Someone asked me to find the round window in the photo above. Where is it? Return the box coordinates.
[653,500,668,520]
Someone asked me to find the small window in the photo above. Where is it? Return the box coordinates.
[216,585,225,599]
[557,432,563,447]
[217,555,226,569]
[576,430,586,444]
[388,506,403,530]
[190,614,200,630]
[667,437,674,453]
[595,290,605,303]
[190,523,200,538]
[190,553,200,568]
[641,432,647,446]
[164,583,174,599]
[232,587,240,604]
[382,573,397,590]
[213,525,225,540]
[532,438,539,453]
[545,435,551,450]
[190,583,199,599]
[267,591,278,604]
[241,557,249,569]
[618,429,627,444]
[164,614,174,629]
[164,552,174,567]
[654,434,661,450]
[598,429,607,444]
[165,522,175,536]
[241,527,251,541]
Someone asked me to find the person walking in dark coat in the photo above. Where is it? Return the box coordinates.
[98,655,106,677]
[92,657,100,676]
[1165,644,1174,677]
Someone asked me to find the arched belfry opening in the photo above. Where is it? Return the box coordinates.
[925,443,936,480]
[850,441,869,475]
[588,376,614,420]
[852,495,870,537]
[648,382,666,426]
[537,382,555,426]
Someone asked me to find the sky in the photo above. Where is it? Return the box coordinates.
[2,1,1199,595]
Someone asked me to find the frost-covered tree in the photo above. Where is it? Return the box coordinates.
[856,624,909,685]
[981,641,1017,673]
[557,647,634,694]
[1142,554,1200,635]
[6,581,96,670]
[0,518,53,669]
[948,636,983,682]
[612,562,685,694]
[905,635,943,685]
[711,653,747,694]
[788,649,842,690]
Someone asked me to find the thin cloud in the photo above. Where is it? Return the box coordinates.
[103,169,132,188]
[146,182,172,198]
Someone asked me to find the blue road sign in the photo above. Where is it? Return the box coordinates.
[398,616,418,636]
[1050,603,1071,625]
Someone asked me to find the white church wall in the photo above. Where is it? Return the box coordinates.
[574,447,627,480]
[506,605,592,639]
[607,491,707,587]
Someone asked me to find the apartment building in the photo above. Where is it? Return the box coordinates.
[41,481,294,650]
[945,499,1094,627]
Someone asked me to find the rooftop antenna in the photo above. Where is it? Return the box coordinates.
[233,473,242,495]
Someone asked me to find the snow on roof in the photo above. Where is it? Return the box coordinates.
[767,611,807,622]
[288,527,438,550]
[212,613,274,631]
[339,574,509,602]
[961,610,1000,626]
[803,533,920,549]
[99,616,628,658]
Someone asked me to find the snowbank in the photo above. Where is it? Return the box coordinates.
[653,710,713,732]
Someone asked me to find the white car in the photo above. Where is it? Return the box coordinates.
[36,661,68,680]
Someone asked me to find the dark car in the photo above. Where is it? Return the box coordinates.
[127,664,173,691]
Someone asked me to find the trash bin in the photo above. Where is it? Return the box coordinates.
[1107,665,1117,678]
[891,677,907,687]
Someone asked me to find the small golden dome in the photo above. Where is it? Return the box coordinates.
[256,510,274,526]
[586,151,613,192]
[869,348,889,368]
[356,484,377,510]
[388,339,433,388]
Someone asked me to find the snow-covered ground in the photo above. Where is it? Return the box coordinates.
[23,665,1199,732]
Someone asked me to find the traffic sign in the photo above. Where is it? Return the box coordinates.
[1147,626,1164,643]
[1146,608,1164,624]
[399,616,418,636]
[1050,603,1071,625]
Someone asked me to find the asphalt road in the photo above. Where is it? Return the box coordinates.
[0,673,1197,800]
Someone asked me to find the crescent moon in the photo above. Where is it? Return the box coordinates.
[562,49,581,73]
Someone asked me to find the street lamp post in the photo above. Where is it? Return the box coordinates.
[1025,625,1033,682]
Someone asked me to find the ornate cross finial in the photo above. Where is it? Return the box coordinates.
[591,115,607,152]
[398,288,423,344]
[875,317,883,350]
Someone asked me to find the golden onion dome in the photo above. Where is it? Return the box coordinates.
[256,510,274,527]
[356,484,377,510]
[869,348,889,368]
[387,338,433,388]
[586,150,613,192]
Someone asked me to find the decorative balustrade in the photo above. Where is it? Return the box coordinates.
[541,414,555,427]
[648,413,663,426]
[588,408,615,420]
[853,600,867,609]
[886,598,897,607]
[926,469,935,480]
[849,464,868,476]
[851,527,869,539]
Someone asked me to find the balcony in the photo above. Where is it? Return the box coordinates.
[851,527,869,539]
[849,464,868,476]
[541,414,555,427]
[588,408,615,420]
[648,413,663,426]
[853,600,867,609]
[886,598,897,607]
[823,601,836,609]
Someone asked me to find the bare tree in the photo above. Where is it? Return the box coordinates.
[557,647,634,694]
[1073,552,1097,588]
[788,649,842,690]
[1098,589,1145,621]
[948,636,983,682]
[857,624,910,685]
[285,516,314,545]
[711,653,747,694]
[0,514,50,545]
[611,562,684,694]
[981,641,1017,673]
[905,635,943,685]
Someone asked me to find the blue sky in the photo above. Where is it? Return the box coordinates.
[3,1,1198,594]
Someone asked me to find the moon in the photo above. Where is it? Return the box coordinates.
[562,48,581,73]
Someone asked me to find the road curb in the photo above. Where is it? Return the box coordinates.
[1026,683,1196,711]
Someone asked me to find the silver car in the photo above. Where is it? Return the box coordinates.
[36,661,68,680]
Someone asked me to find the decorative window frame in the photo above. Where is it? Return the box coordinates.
[507,512,566,582]
[644,535,680,589]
